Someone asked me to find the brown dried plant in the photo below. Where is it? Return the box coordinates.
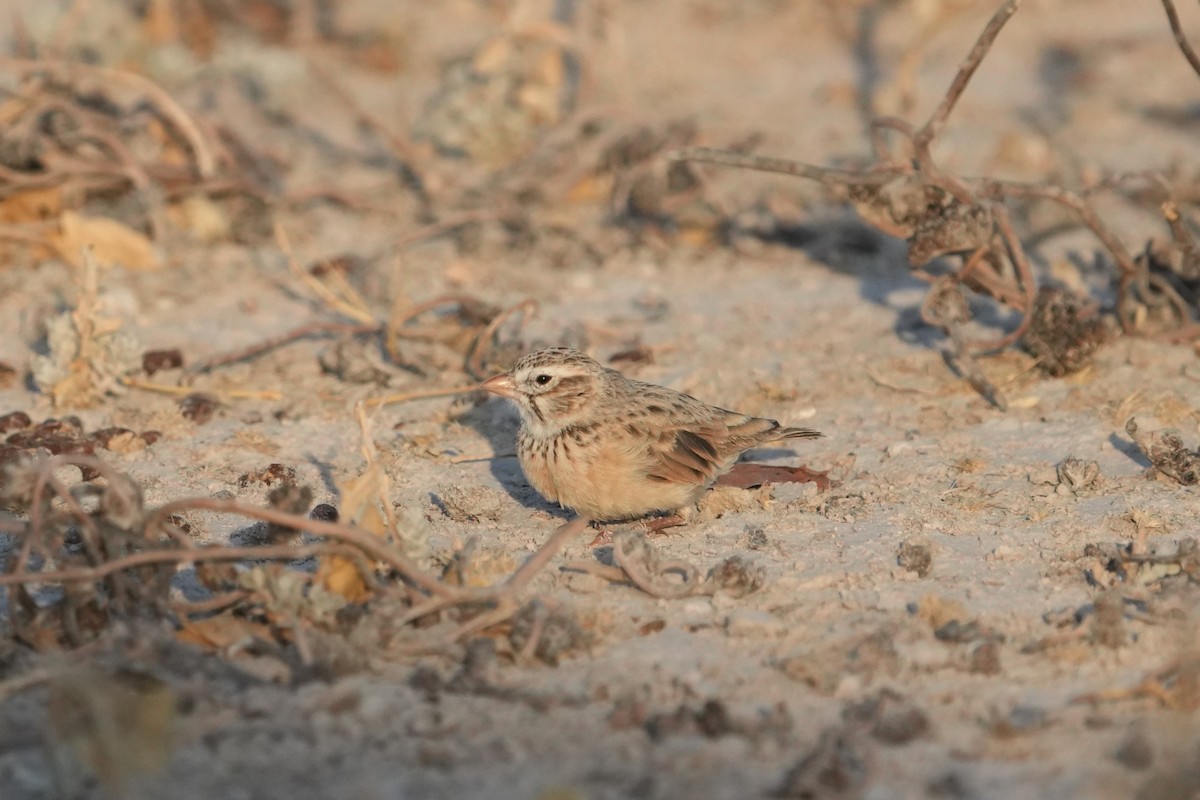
[0,453,587,655]
[671,0,1200,406]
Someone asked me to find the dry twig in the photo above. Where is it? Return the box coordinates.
[1,454,593,652]
[0,56,217,178]
[671,0,1200,397]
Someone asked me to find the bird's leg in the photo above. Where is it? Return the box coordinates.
[640,513,688,535]
[641,505,694,535]
[589,510,690,547]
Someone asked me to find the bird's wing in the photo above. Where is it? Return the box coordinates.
[644,425,725,485]
[646,409,819,482]
[625,382,813,485]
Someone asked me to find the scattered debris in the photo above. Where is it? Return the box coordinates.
[437,485,507,523]
[30,254,142,408]
[1125,417,1200,485]
[775,729,867,799]
[1122,537,1200,585]
[897,540,933,577]
[0,51,260,272]
[1056,456,1101,494]
[986,704,1052,738]
[645,699,734,741]
[142,348,184,376]
[1074,652,1200,711]
[0,411,33,433]
[1,414,160,489]
[508,599,589,665]
[645,698,793,744]
[415,15,580,166]
[179,392,219,424]
[1022,286,1108,376]
[0,451,592,654]
[238,464,299,489]
[843,690,932,746]
[738,526,770,550]
[1023,594,1158,652]
[673,0,1200,401]
[608,532,765,599]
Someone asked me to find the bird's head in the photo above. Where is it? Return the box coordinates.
[481,347,605,435]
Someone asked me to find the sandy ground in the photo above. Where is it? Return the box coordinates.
[1,0,1200,798]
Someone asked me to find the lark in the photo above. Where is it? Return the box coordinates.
[481,347,821,522]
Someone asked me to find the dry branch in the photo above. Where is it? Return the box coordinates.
[670,0,1200,396]
[1,454,592,653]
[0,56,217,178]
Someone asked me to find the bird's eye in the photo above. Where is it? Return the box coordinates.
[534,374,552,386]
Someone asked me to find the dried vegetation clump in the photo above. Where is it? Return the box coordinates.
[1,0,1200,795]
[674,0,1200,406]
[1126,417,1200,486]
[0,1,804,724]
[5,0,1198,415]
[0,51,267,265]
[0,445,766,666]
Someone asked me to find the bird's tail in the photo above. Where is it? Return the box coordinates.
[776,426,822,441]
[723,413,822,445]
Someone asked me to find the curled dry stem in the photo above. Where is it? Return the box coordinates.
[3,453,593,647]
[1161,0,1200,80]
[465,299,540,380]
[144,497,454,599]
[913,0,1021,153]
[611,531,705,599]
[670,0,1200,371]
[0,542,363,588]
[0,56,217,178]
[275,222,378,326]
[186,321,381,376]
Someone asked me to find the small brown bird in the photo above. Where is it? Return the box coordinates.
[481,347,821,522]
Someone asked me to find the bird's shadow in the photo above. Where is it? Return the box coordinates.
[456,397,572,519]
[1107,432,1151,470]
[739,445,805,463]
[753,214,1032,349]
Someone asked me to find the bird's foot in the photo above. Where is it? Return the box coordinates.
[640,513,687,535]
[589,513,688,546]
[587,523,614,548]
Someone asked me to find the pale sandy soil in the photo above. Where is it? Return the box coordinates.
[1,1,1199,798]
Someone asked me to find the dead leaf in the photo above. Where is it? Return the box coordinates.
[318,552,372,602]
[566,173,615,204]
[177,615,274,651]
[716,463,832,492]
[0,186,62,222]
[676,223,719,248]
[177,613,292,684]
[54,211,157,270]
[317,462,388,602]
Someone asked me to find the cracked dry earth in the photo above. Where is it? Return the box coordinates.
[2,0,1200,798]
